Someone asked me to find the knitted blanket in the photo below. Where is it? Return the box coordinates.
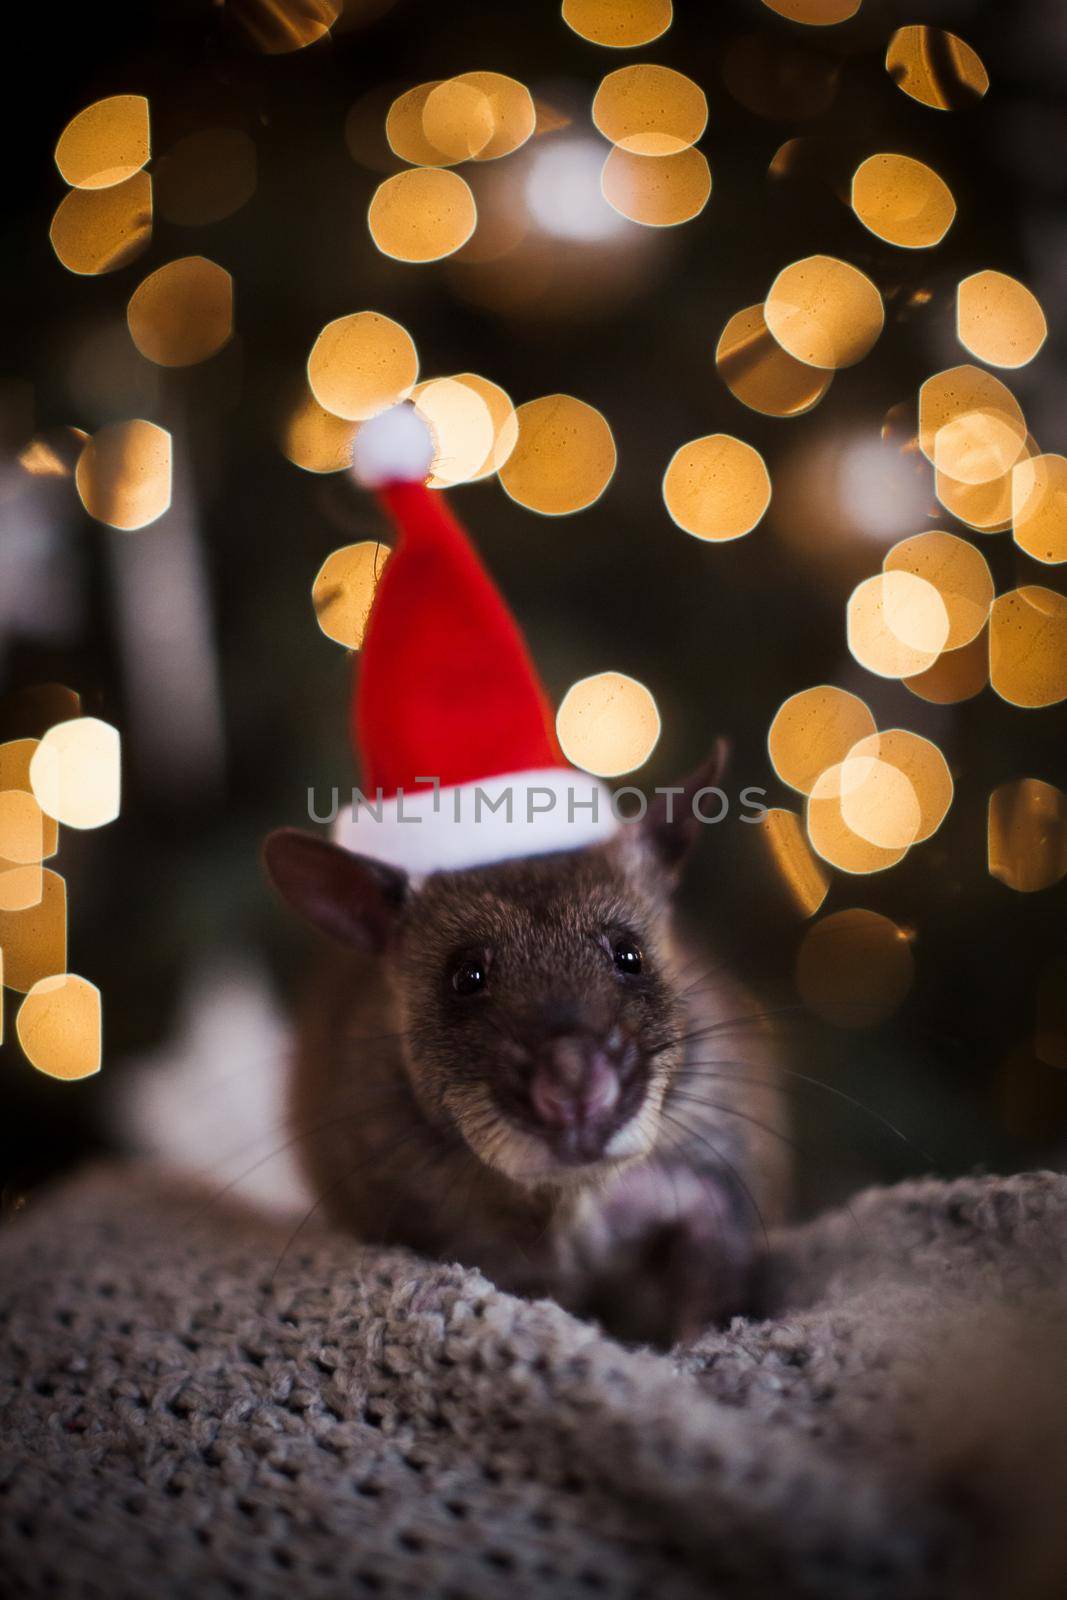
[2,1165,1066,1600]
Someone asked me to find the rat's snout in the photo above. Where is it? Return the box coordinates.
[530,1038,620,1133]
[496,1018,645,1166]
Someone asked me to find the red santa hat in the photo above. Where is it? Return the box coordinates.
[331,403,618,875]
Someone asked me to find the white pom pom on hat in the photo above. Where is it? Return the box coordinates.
[351,402,435,488]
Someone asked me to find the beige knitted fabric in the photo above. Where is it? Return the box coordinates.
[2,1165,1066,1600]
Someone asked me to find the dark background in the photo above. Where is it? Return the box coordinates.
[2,0,1066,1218]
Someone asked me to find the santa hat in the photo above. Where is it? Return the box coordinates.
[331,403,619,875]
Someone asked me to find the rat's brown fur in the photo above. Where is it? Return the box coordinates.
[274,796,789,1348]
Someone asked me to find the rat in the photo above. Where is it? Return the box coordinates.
[264,743,790,1349]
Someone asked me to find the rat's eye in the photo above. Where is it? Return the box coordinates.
[612,937,643,977]
[450,954,488,997]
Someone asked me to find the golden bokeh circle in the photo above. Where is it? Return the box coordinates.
[886,25,989,112]
[228,0,340,54]
[0,740,58,861]
[422,78,495,161]
[797,909,914,1028]
[412,377,496,487]
[282,388,359,474]
[988,586,1067,708]
[498,395,616,516]
[17,974,102,1081]
[55,95,150,190]
[765,255,883,370]
[0,791,45,865]
[847,571,950,679]
[988,779,1067,894]
[452,373,519,479]
[600,145,711,226]
[307,312,419,423]
[386,82,449,165]
[50,172,153,276]
[883,530,993,651]
[918,365,1027,485]
[312,542,390,650]
[806,766,910,874]
[459,72,536,162]
[75,421,172,531]
[935,453,1024,534]
[1012,454,1067,565]
[762,0,860,23]
[562,0,672,47]
[156,129,257,227]
[837,754,921,851]
[592,64,707,155]
[957,270,1048,370]
[556,671,661,777]
[29,718,121,831]
[663,434,770,541]
[715,303,832,417]
[127,257,234,368]
[368,168,476,263]
[847,729,953,844]
[768,685,876,796]
[903,628,988,705]
[850,154,956,250]
[0,868,67,994]
[760,808,830,918]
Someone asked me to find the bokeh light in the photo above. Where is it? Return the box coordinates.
[847,571,950,679]
[451,373,518,479]
[127,256,234,367]
[0,741,58,863]
[227,0,340,54]
[918,365,1027,486]
[311,541,389,649]
[762,0,859,22]
[837,752,921,851]
[715,303,831,417]
[155,129,256,226]
[904,628,988,705]
[988,586,1067,708]
[562,0,672,47]
[16,974,102,1081]
[556,671,661,777]
[281,385,359,473]
[307,311,418,422]
[886,25,989,112]
[935,450,1027,534]
[75,419,172,530]
[883,530,993,650]
[592,65,707,155]
[498,395,616,515]
[368,168,477,262]
[796,908,914,1029]
[30,718,121,830]
[760,808,830,917]
[957,270,1048,369]
[412,376,496,486]
[0,791,45,866]
[662,433,770,541]
[807,765,911,874]
[768,684,876,796]
[0,868,66,994]
[600,146,711,226]
[850,154,955,249]
[459,72,536,161]
[988,779,1067,893]
[50,171,152,275]
[764,255,883,370]
[846,729,953,843]
[54,95,150,190]
[525,138,627,241]
[422,78,496,161]
[1012,454,1067,564]
[387,82,451,165]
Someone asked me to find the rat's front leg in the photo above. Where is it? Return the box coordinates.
[554,1162,763,1349]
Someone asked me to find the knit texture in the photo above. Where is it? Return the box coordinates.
[2,1165,1067,1600]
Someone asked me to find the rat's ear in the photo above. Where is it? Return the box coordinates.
[641,737,730,874]
[263,828,408,952]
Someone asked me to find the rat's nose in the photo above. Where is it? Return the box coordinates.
[529,1036,620,1157]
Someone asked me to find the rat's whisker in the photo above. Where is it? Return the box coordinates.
[657,1106,770,1253]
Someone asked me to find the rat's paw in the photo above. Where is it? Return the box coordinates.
[559,1163,763,1349]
